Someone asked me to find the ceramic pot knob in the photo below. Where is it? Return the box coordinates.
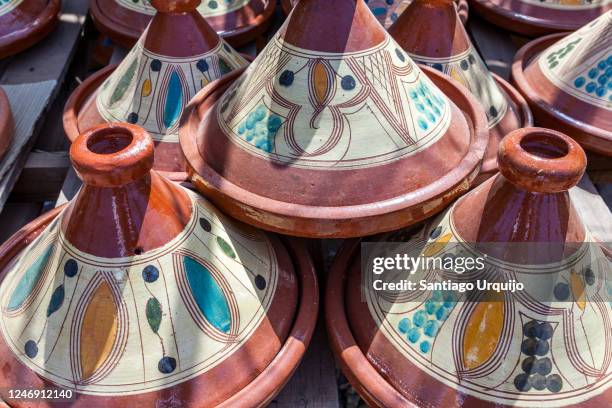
[70,123,155,188]
[151,0,202,13]
[497,127,586,194]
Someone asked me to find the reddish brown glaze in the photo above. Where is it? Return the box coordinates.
[0,123,319,407]
[0,87,13,160]
[470,0,612,37]
[512,33,612,157]
[0,0,60,59]
[90,0,275,48]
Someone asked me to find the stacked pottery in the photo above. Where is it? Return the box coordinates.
[180,0,489,238]
[64,0,249,181]
[512,11,612,157]
[91,0,275,48]
[0,123,318,407]
[0,0,61,58]
[0,87,13,160]
[280,0,469,27]
[390,0,532,183]
[327,127,612,407]
[470,0,612,37]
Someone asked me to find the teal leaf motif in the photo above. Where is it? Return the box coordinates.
[146,297,162,334]
[163,70,183,129]
[8,246,54,311]
[47,285,65,317]
[109,59,138,107]
[216,236,236,259]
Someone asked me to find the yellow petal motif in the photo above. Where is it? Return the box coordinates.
[141,79,152,97]
[462,296,504,370]
[423,233,452,257]
[570,269,586,310]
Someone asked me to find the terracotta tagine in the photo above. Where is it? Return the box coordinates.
[512,11,612,157]
[90,0,275,48]
[0,122,318,407]
[327,127,612,407]
[63,0,249,181]
[281,0,469,27]
[0,87,13,161]
[390,0,532,183]
[180,0,489,238]
[470,0,612,37]
[0,0,61,59]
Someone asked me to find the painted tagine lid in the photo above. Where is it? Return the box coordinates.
[0,87,13,161]
[0,0,61,59]
[280,0,470,28]
[389,0,532,183]
[90,0,275,48]
[0,123,318,407]
[470,0,612,37]
[512,11,612,157]
[180,0,489,238]
[327,127,612,407]
[63,0,249,181]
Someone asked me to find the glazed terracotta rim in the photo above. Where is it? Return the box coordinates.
[0,207,319,408]
[179,64,489,238]
[90,0,276,48]
[0,87,14,160]
[511,33,612,156]
[480,72,533,176]
[0,0,61,59]
[325,239,417,408]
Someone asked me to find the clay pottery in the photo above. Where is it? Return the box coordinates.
[0,87,13,160]
[0,0,61,59]
[0,122,318,407]
[90,0,275,48]
[180,0,489,238]
[281,0,469,27]
[63,0,249,181]
[512,11,612,156]
[327,127,612,407]
[470,0,612,37]
[390,0,532,183]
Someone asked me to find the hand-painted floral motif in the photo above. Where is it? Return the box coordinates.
[409,46,509,128]
[539,11,612,109]
[97,38,247,143]
[0,0,23,17]
[366,204,611,407]
[217,34,451,170]
[115,0,252,17]
[0,191,279,395]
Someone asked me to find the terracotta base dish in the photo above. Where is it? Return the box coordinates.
[512,12,611,156]
[180,0,489,239]
[64,0,249,181]
[0,87,13,161]
[327,127,611,407]
[0,122,318,407]
[469,0,612,37]
[0,0,61,59]
[90,0,275,48]
[281,0,469,27]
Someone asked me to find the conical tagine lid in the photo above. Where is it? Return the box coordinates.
[91,0,275,48]
[512,11,612,156]
[0,87,13,161]
[180,0,489,238]
[471,0,612,36]
[0,0,61,59]
[327,128,612,407]
[390,0,532,182]
[64,0,248,181]
[280,0,469,28]
[0,123,318,407]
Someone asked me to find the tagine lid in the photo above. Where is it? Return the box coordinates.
[90,0,275,48]
[0,0,61,59]
[64,0,248,181]
[512,11,612,156]
[0,87,13,160]
[470,0,612,36]
[389,0,532,178]
[280,0,469,27]
[180,0,489,238]
[328,128,612,407]
[0,123,308,406]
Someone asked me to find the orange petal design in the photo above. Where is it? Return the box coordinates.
[462,297,504,370]
[570,269,586,310]
[80,281,119,381]
[423,233,452,257]
[313,61,330,104]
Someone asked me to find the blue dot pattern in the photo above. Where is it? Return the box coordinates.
[571,55,611,101]
[237,105,283,153]
[409,80,446,131]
